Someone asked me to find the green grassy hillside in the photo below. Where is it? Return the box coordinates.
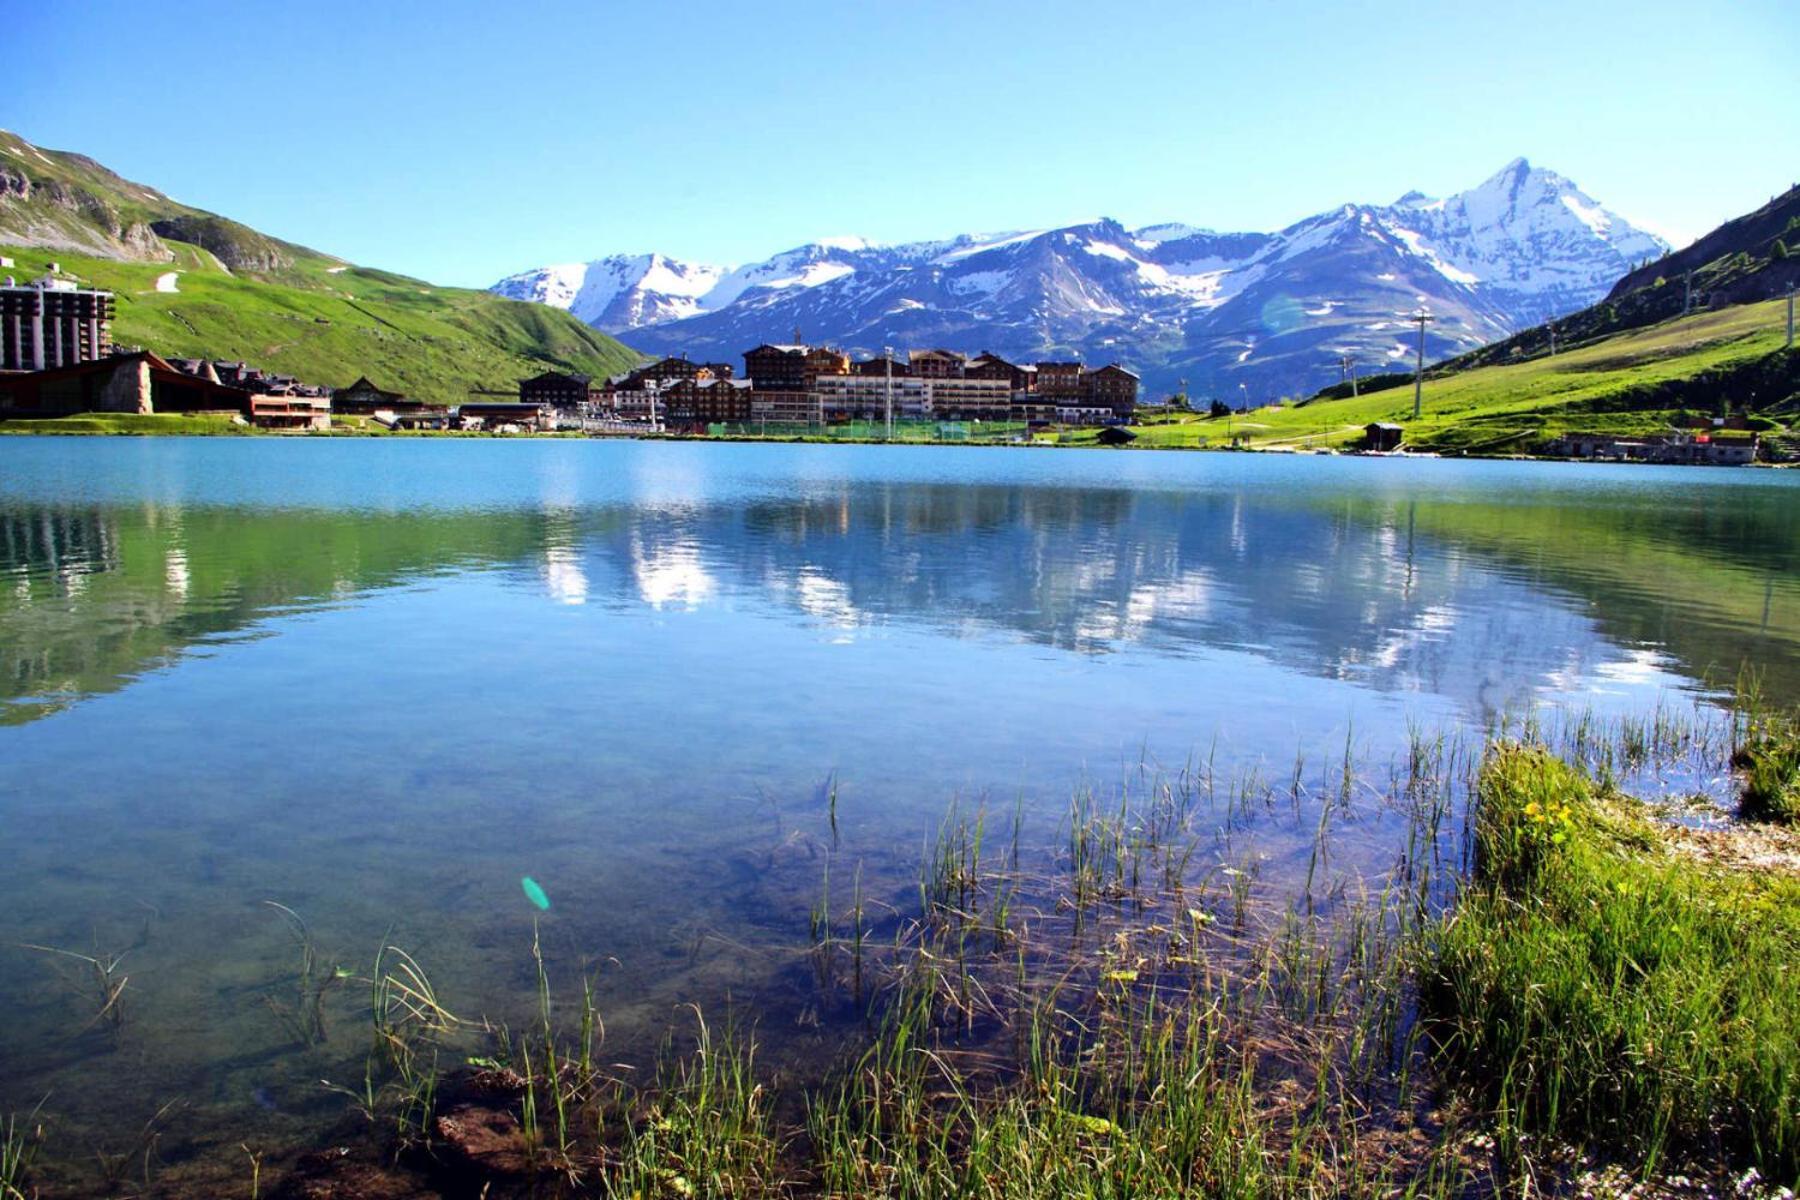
[2,129,641,405]
[1090,298,1798,452]
[0,241,641,407]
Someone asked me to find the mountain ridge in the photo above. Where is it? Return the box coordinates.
[493,160,1666,398]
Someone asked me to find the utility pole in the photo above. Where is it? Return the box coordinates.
[884,345,894,441]
[1338,355,1358,397]
[1683,271,1692,317]
[1548,322,1557,356]
[1411,309,1433,421]
[1788,286,1795,349]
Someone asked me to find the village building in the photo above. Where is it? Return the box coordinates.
[728,342,1137,429]
[1,278,114,372]
[247,395,331,431]
[743,344,812,391]
[601,382,656,423]
[1085,364,1139,418]
[966,353,1035,392]
[804,346,851,383]
[372,408,451,431]
[749,390,817,424]
[167,358,222,384]
[518,369,593,408]
[332,376,412,414]
[455,402,548,432]
[188,361,331,399]
[814,373,931,421]
[1364,422,1404,452]
[1546,430,1760,465]
[628,356,736,386]
[658,377,753,429]
[925,377,1014,420]
[0,350,253,417]
[641,356,704,383]
[1051,400,1114,425]
[611,356,732,393]
[851,354,909,378]
[908,348,968,379]
[1034,361,1086,399]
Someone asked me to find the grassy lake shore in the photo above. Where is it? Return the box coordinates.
[5,707,1796,1199]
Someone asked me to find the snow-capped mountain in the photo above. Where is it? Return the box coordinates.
[1387,158,1666,328]
[491,160,1666,398]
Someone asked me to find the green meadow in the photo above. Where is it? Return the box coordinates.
[1073,299,1797,453]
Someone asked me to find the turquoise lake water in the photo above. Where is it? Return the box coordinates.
[1,437,1796,1185]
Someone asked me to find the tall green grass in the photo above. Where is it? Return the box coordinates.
[1734,709,1800,824]
[1425,743,1800,1178]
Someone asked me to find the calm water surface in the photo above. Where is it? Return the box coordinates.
[2,438,1797,1181]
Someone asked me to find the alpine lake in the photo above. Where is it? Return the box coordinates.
[2,437,1797,1196]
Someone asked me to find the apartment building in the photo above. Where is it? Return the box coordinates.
[925,377,1014,420]
[814,373,931,421]
[1,277,113,372]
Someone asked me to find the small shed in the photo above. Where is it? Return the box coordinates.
[1364,422,1403,452]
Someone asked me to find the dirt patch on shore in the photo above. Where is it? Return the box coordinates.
[1663,816,1800,875]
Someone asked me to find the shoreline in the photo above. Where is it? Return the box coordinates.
[2,417,1792,467]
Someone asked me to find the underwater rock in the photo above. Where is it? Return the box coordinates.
[434,1104,531,1178]
[275,1147,435,1199]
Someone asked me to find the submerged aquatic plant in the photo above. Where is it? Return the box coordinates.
[91,1099,180,1194]
[0,1101,46,1200]
[19,941,130,1044]
[260,901,348,1046]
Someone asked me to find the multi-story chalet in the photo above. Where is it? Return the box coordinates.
[1085,364,1139,418]
[744,342,850,393]
[743,344,811,391]
[633,355,738,384]
[966,353,1035,391]
[1034,361,1085,399]
[659,377,753,430]
[518,370,592,408]
[851,354,909,378]
[1,277,114,372]
[642,356,703,382]
[804,346,850,383]
[908,348,967,379]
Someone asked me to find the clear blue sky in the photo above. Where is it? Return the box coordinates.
[6,0,1796,287]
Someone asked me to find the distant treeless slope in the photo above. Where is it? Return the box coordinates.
[1111,296,1797,452]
